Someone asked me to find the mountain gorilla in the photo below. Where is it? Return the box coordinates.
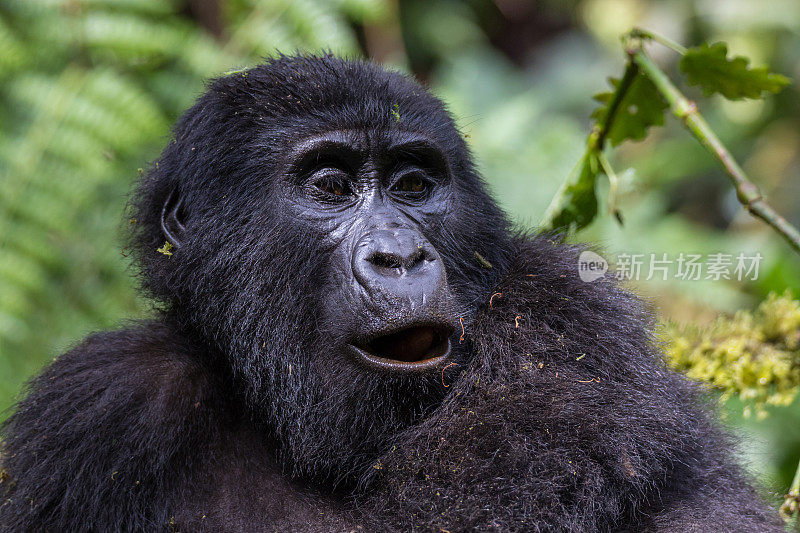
[0,55,783,532]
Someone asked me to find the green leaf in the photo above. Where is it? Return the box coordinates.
[679,42,790,100]
[591,74,668,147]
[540,150,600,232]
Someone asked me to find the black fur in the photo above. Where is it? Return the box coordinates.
[356,237,781,532]
[0,55,783,532]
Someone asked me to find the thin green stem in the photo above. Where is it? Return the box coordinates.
[781,457,800,526]
[591,61,639,151]
[629,28,687,55]
[632,49,800,255]
[597,152,623,224]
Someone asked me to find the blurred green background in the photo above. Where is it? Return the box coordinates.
[1,0,799,504]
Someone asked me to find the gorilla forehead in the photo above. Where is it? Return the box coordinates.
[193,55,464,161]
[215,55,450,125]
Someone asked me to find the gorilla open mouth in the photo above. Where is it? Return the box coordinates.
[351,324,453,371]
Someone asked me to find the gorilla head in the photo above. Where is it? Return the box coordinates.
[129,55,511,486]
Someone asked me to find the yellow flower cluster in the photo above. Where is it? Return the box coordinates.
[664,291,800,419]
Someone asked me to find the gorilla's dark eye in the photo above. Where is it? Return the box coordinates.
[312,173,353,198]
[391,173,431,196]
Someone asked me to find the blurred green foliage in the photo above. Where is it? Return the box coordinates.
[1,0,799,498]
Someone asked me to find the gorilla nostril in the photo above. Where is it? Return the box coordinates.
[368,252,404,270]
[353,230,443,291]
[406,249,428,271]
[366,249,430,272]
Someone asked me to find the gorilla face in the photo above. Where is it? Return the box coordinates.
[284,129,460,373]
[131,55,511,485]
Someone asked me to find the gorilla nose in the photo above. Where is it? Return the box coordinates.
[353,229,445,303]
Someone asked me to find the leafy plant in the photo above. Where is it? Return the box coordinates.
[664,291,800,419]
[680,42,790,100]
[541,28,799,257]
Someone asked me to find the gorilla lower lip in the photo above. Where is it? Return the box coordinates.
[353,325,452,370]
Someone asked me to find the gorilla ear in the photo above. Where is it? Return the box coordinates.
[160,186,186,249]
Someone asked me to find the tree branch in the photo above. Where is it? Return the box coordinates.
[631,47,800,255]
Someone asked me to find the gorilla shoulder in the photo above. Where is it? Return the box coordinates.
[0,324,222,530]
[0,325,354,531]
[10,323,217,428]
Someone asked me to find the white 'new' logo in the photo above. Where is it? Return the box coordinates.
[577,250,608,282]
